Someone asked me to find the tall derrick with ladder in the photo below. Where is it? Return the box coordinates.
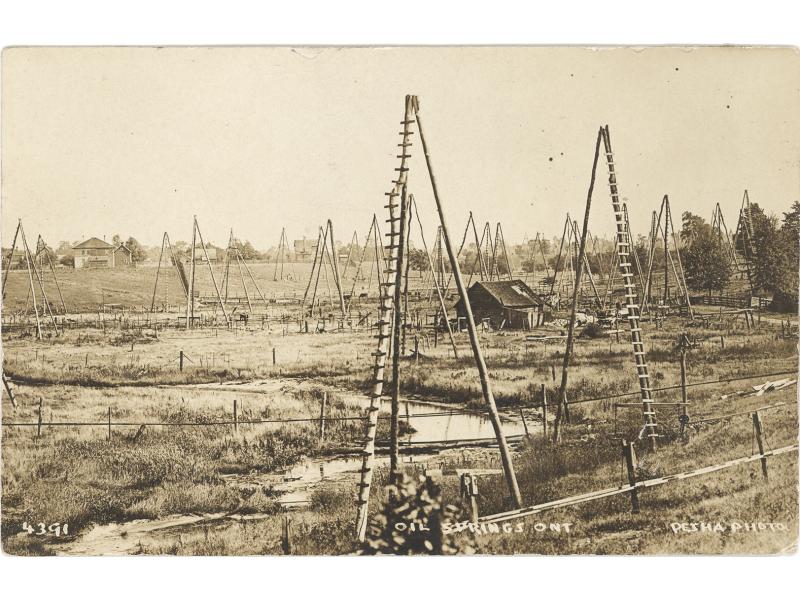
[602,126,659,449]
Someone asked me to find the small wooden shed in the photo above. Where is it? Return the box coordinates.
[454,279,549,330]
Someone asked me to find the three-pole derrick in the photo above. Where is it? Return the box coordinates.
[345,215,388,315]
[641,195,693,318]
[301,220,347,324]
[491,223,515,281]
[272,227,296,282]
[151,231,189,313]
[34,235,67,314]
[184,216,230,330]
[711,203,743,278]
[551,213,601,305]
[523,233,552,292]
[406,196,459,358]
[2,220,61,339]
[220,229,270,315]
[734,190,758,294]
[553,126,659,451]
[355,95,522,542]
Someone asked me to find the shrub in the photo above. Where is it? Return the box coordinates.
[361,474,472,555]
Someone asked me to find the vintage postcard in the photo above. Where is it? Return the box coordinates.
[1,46,798,556]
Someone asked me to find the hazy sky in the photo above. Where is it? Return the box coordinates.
[2,46,798,250]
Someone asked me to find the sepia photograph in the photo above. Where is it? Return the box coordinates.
[1,44,798,559]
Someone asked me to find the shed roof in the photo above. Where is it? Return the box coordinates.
[468,279,544,308]
[73,237,113,250]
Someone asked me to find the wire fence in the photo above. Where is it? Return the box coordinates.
[2,368,795,431]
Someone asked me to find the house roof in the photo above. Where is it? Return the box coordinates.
[467,279,544,308]
[73,237,113,250]
[114,243,133,254]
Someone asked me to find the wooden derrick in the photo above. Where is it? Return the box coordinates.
[185,216,230,329]
[355,95,522,541]
[733,190,758,294]
[553,126,659,451]
[272,227,296,282]
[2,220,60,339]
[34,235,67,314]
[151,231,188,313]
[641,195,693,318]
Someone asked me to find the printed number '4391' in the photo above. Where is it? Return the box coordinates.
[21,522,68,536]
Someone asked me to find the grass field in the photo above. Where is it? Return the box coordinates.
[2,261,388,313]
[2,290,797,555]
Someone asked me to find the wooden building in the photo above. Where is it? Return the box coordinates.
[454,279,549,330]
[113,243,135,268]
[73,237,115,268]
[293,239,312,261]
[192,247,219,263]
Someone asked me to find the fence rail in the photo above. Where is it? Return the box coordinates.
[692,294,771,309]
[478,444,798,525]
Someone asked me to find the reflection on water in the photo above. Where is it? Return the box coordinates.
[384,399,528,443]
[49,381,532,555]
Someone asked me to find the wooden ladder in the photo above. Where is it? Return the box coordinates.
[601,126,659,450]
[354,95,417,541]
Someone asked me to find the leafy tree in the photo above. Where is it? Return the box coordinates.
[236,240,259,260]
[682,228,733,294]
[171,241,188,263]
[125,237,148,263]
[726,200,799,310]
[680,212,708,245]
[521,257,537,273]
[407,248,429,275]
[459,249,480,274]
[768,201,799,311]
[745,203,783,295]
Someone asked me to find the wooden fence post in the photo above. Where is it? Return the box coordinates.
[37,398,43,438]
[460,473,479,524]
[179,350,184,371]
[541,384,548,441]
[622,440,640,513]
[720,335,725,350]
[281,515,292,555]
[272,347,276,365]
[520,407,529,437]
[753,411,768,478]
[319,392,327,441]
[108,406,112,441]
[233,399,238,433]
